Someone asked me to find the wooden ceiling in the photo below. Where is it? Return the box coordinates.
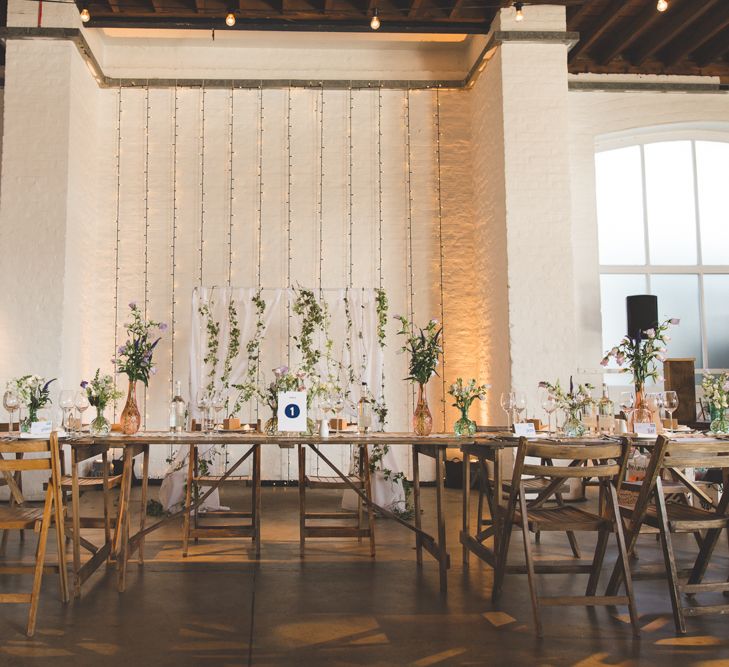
[77,0,729,78]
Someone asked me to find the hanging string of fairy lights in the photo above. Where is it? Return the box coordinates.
[435,86,447,431]
[347,86,354,290]
[112,81,123,421]
[170,84,179,446]
[255,85,264,425]
[286,85,293,368]
[318,83,324,295]
[227,85,235,287]
[143,83,151,428]
[404,88,415,417]
[377,86,386,425]
[199,84,206,286]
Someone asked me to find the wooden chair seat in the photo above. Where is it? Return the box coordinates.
[195,475,250,486]
[620,502,729,532]
[58,475,123,489]
[305,475,364,489]
[0,506,44,530]
[515,505,610,532]
[502,477,570,494]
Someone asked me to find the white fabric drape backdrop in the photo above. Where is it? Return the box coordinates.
[167,287,405,508]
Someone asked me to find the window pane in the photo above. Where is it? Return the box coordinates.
[600,274,648,370]
[650,274,702,367]
[695,141,729,265]
[644,141,697,265]
[704,275,729,369]
[595,147,645,265]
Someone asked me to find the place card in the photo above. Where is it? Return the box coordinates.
[277,391,308,432]
[513,422,536,437]
[30,421,52,436]
[634,422,657,436]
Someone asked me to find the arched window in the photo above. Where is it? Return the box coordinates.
[596,135,729,384]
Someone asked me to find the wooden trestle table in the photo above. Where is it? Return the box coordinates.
[63,432,466,594]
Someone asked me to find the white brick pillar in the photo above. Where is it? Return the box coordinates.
[472,6,577,417]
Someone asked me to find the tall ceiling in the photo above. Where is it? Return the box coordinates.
[76,0,729,79]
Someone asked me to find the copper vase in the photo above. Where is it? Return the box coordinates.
[120,379,141,435]
[413,383,433,436]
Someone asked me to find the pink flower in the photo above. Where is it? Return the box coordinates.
[722,381,729,392]
[669,318,680,325]
[600,358,609,367]
[610,347,619,356]
[616,353,625,365]
[645,328,655,338]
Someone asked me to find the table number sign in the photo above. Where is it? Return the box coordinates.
[277,391,308,432]
[634,422,657,436]
[513,422,536,437]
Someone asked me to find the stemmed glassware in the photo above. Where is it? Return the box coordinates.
[513,392,527,423]
[74,390,90,434]
[500,392,515,430]
[211,391,226,430]
[619,391,636,432]
[663,391,679,432]
[3,389,20,433]
[333,395,345,431]
[59,390,75,434]
[541,393,558,435]
[197,390,212,435]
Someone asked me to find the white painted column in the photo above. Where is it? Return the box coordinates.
[471,6,577,418]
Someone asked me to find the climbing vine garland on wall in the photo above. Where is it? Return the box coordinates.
[198,298,221,395]
[231,289,267,416]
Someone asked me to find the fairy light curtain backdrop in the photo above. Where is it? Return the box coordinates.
[49,83,490,481]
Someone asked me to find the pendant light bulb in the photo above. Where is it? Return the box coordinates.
[656,0,668,11]
[225,11,236,26]
[80,7,90,22]
[514,2,524,21]
[370,9,381,30]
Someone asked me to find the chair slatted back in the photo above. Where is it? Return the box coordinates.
[0,440,54,473]
[663,438,729,470]
[520,439,628,481]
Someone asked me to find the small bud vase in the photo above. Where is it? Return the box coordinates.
[454,407,476,436]
[562,408,586,438]
[89,405,111,436]
[413,383,433,437]
[120,380,141,435]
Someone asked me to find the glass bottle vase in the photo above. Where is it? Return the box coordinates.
[120,380,141,435]
[413,383,433,437]
[454,406,476,436]
[709,404,729,434]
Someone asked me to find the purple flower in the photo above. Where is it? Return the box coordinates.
[151,367,158,375]
[129,301,137,309]
[159,322,168,331]
[118,346,126,355]
[669,318,680,325]
[538,381,549,388]
[80,380,88,388]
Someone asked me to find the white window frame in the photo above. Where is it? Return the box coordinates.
[596,129,729,374]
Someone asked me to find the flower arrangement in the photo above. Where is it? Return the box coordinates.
[81,369,123,435]
[394,315,443,386]
[702,371,729,433]
[261,366,307,412]
[448,378,490,436]
[114,302,167,386]
[81,370,123,408]
[8,375,56,429]
[601,318,679,390]
[539,377,594,437]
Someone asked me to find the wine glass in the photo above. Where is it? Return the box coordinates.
[500,392,515,430]
[619,391,636,431]
[541,393,558,435]
[663,391,679,432]
[197,390,212,435]
[513,392,527,423]
[333,395,345,430]
[74,390,90,434]
[58,390,75,434]
[211,391,226,429]
[3,389,20,433]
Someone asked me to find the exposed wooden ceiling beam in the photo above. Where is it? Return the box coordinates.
[592,1,663,65]
[628,0,720,66]
[568,0,625,62]
[408,0,423,18]
[659,5,729,66]
[691,27,729,67]
[566,0,595,26]
[448,0,465,19]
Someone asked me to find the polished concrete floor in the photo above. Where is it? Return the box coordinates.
[1,484,729,666]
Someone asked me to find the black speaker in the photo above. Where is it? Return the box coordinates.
[626,295,658,340]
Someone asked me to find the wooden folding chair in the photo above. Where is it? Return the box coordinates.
[606,435,729,634]
[298,444,375,557]
[492,437,638,638]
[0,433,69,636]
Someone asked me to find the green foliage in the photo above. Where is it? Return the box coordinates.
[394,315,443,387]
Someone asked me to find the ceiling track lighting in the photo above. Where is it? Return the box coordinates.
[370,8,380,30]
[514,2,524,22]
[225,10,236,26]
[79,6,90,22]
[657,0,668,11]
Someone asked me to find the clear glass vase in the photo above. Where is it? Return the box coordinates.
[562,408,586,438]
[89,405,111,436]
[454,407,476,436]
[413,383,433,437]
[20,406,38,433]
[710,404,729,434]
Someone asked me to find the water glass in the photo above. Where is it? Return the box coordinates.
[59,390,75,433]
[3,390,20,433]
[663,391,679,431]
